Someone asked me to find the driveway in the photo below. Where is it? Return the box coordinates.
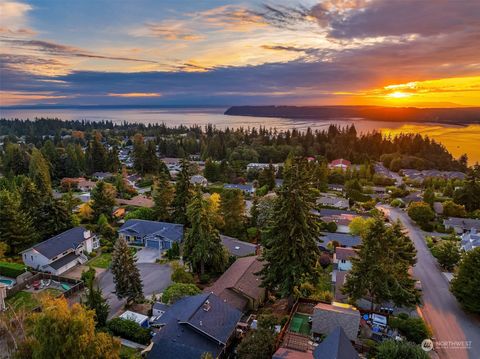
[378,205,480,359]
[135,247,161,263]
[96,263,172,318]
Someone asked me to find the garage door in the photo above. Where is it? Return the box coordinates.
[145,239,160,249]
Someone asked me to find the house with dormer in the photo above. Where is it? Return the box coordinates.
[21,227,99,275]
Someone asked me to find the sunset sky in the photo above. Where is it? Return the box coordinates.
[1,0,479,107]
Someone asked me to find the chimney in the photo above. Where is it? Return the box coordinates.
[203,300,211,312]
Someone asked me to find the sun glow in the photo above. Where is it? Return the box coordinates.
[386,91,411,99]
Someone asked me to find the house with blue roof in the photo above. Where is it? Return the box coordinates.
[223,183,255,195]
[21,227,99,275]
[147,293,242,359]
[118,219,184,250]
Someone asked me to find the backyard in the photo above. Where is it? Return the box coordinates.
[5,288,63,312]
[88,253,112,269]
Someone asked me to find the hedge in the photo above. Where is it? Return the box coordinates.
[0,261,26,278]
[107,318,151,345]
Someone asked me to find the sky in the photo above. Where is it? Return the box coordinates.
[1,0,480,107]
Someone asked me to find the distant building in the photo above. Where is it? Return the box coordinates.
[190,174,208,187]
[246,162,281,171]
[21,227,99,275]
[334,247,357,272]
[116,195,154,208]
[224,183,255,195]
[329,159,351,170]
[119,310,149,328]
[318,232,361,251]
[317,195,349,209]
[118,219,184,249]
[92,172,113,180]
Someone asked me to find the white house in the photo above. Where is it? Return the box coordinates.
[333,247,357,272]
[21,227,99,275]
[119,310,150,328]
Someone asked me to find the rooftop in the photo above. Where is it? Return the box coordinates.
[119,219,184,242]
[220,235,257,257]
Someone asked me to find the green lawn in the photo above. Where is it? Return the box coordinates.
[120,345,142,359]
[88,253,112,268]
[5,288,63,312]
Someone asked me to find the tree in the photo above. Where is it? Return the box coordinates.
[453,172,480,212]
[431,240,460,271]
[258,164,276,191]
[161,283,200,304]
[152,174,174,221]
[85,134,108,174]
[84,279,110,328]
[111,237,144,303]
[442,200,467,218]
[389,315,430,344]
[376,340,428,359]
[236,328,276,359]
[423,187,435,207]
[407,202,435,229]
[91,181,116,221]
[258,157,321,299]
[19,296,120,359]
[0,190,36,254]
[172,158,192,224]
[451,247,480,314]
[183,188,228,275]
[343,218,418,310]
[28,148,52,196]
[220,188,246,237]
[348,216,374,237]
[35,197,72,239]
[170,261,195,283]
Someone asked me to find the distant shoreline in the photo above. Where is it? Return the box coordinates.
[224,105,480,125]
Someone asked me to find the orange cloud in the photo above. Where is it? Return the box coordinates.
[107,92,162,98]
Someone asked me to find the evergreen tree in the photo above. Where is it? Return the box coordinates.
[220,188,246,238]
[144,140,160,174]
[343,218,418,310]
[19,178,42,219]
[423,187,435,207]
[250,195,260,227]
[85,280,110,328]
[172,158,193,224]
[258,164,276,190]
[152,174,175,221]
[204,158,220,182]
[453,171,480,211]
[258,157,321,298]
[85,134,108,174]
[29,148,52,196]
[183,188,227,275]
[132,133,146,174]
[107,146,121,173]
[36,197,72,239]
[91,181,116,221]
[111,237,144,303]
[0,190,37,254]
[451,247,480,314]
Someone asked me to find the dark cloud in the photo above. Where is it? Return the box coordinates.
[1,38,158,63]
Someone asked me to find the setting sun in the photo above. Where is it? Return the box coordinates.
[386,91,411,99]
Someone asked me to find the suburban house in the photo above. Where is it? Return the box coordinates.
[190,174,208,187]
[461,228,480,251]
[152,302,169,318]
[311,302,361,341]
[118,219,184,250]
[223,183,255,195]
[444,217,480,234]
[329,159,351,170]
[334,247,357,271]
[273,326,359,359]
[205,256,265,312]
[21,227,99,275]
[220,235,257,257]
[318,209,369,233]
[92,171,113,180]
[318,233,361,251]
[147,293,242,359]
[317,195,349,209]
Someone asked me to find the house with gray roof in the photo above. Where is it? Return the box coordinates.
[318,232,361,251]
[313,326,359,359]
[223,183,255,195]
[444,217,480,234]
[147,293,242,359]
[118,219,184,250]
[220,235,257,257]
[21,227,99,275]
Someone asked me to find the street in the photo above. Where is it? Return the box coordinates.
[378,205,480,359]
[96,262,172,318]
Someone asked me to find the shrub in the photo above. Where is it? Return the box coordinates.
[407,202,435,228]
[162,283,200,304]
[199,273,210,284]
[325,221,337,233]
[431,240,461,271]
[0,261,26,278]
[390,198,405,208]
[451,247,480,314]
[107,318,151,345]
[376,340,428,359]
[389,316,430,344]
[170,261,194,284]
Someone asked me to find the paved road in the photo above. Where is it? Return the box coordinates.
[379,205,480,359]
[96,262,172,318]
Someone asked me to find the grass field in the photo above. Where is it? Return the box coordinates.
[88,253,112,268]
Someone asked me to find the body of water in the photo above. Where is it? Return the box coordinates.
[1,107,479,164]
